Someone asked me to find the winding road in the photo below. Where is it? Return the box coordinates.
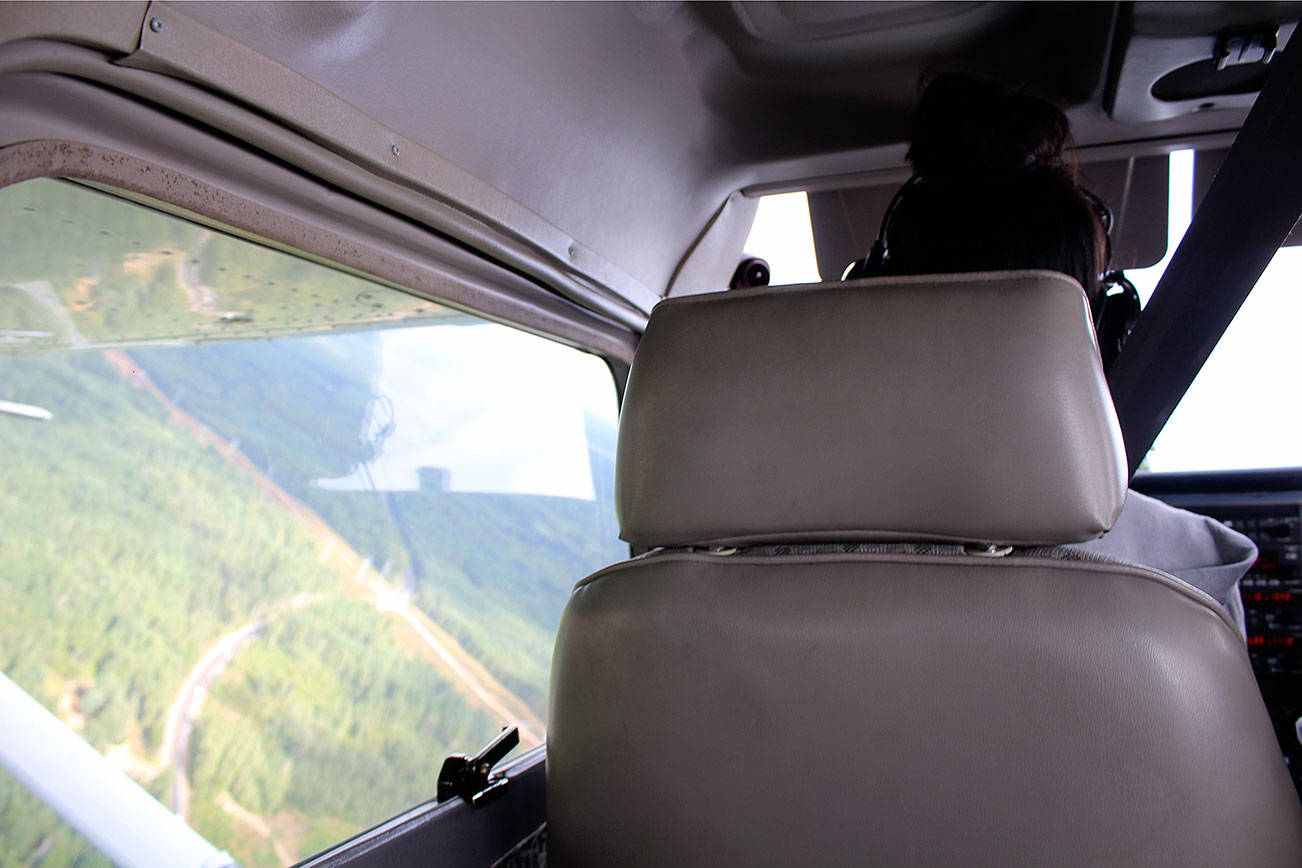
[159,619,268,817]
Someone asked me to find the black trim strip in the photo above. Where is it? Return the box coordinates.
[294,748,546,868]
[1134,467,1302,496]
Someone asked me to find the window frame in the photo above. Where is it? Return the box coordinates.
[0,130,629,865]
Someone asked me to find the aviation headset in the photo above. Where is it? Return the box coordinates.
[843,176,1141,371]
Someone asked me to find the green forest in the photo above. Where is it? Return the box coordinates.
[0,179,625,865]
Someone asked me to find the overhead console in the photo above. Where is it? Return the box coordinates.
[1106,2,1301,122]
[1135,468,1302,798]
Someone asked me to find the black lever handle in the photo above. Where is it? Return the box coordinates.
[437,726,520,808]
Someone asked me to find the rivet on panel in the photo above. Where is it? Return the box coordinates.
[390,144,401,157]
[149,18,164,33]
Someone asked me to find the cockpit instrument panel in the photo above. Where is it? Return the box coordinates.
[1140,482,1302,798]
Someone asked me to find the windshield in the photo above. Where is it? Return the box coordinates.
[1131,151,1302,472]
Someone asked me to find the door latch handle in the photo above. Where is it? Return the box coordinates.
[437,725,520,808]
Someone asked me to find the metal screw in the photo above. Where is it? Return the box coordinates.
[149,18,164,33]
[390,144,401,157]
[567,244,577,258]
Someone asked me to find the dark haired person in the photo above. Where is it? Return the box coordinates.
[876,73,1255,628]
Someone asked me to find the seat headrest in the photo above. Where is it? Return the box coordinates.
[616,271,1127,548]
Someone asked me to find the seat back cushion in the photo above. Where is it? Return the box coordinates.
[547,549,1302,867]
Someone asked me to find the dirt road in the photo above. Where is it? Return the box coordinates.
[159,619,268,816]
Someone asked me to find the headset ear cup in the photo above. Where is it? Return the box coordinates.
[1095,272,1141,371]
[862,239,888,277]
[842,238,888,281]
[844,176,918,283]
[841,258,868,281]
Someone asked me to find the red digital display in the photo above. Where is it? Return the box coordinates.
[1243,591,1293,603]
[1247,636,1296,647]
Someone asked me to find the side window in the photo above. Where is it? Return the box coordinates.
[0,178,624,865]
[741,192,821,285]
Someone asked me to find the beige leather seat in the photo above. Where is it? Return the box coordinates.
[547,271,1302,866]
